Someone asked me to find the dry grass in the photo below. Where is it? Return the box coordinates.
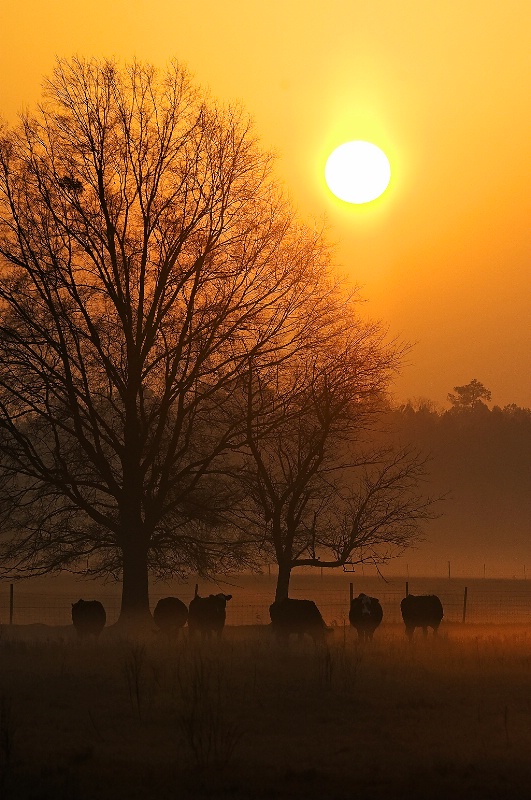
[1,621,531,799]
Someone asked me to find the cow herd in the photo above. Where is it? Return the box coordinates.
[71,586,232,641]
[151,589,234,639]
[71,590,444,642]
[268,593,443,643]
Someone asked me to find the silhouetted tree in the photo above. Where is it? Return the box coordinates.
[0,58,339,624]
[447,379,491,410]
[235,328,436,600]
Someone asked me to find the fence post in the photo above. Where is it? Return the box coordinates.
[349,582,353,603]
[9,583,13,625]
[405,581,409,597]
[462,586,468,623]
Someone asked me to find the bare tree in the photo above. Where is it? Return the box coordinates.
[0,58,337,624]
[235,323,436,601]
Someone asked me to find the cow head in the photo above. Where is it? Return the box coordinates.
[210,593,232,604]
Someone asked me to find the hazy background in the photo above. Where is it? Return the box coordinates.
[0,1,530,579]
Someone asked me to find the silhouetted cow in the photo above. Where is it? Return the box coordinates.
[349,593,383,641]
[71,599,106,639]
[188,587,232,640]
[400,594,443,640]
[153,596,188,637]
[269,597,331,644]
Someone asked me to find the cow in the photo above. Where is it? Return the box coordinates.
[187,586,232,640]
[153,596,188,638]
[71,599,106,640]
[400,594,444,640]
[269,597,331,644]
[348,593,383,641]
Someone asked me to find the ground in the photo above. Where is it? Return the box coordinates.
[1,622,531,799]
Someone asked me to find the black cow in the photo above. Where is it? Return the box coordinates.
[188,587,232,640]
[400,594,443,640]
[71,599,106,640]
[153,596,188,637]
[349,593,383,641]
[269,597,331,644]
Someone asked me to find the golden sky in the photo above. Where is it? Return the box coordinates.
[1,0,530,407]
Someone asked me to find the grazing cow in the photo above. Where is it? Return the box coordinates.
[349,593,383,641]
[269,597,331,644]
[400,594,444,640]
[71,599,106,640]
[188,587,232,640]
[153,597,188,637]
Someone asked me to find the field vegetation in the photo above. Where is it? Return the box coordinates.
[1,621,531,799]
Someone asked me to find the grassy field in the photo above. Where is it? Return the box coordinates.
[1,621,531,799]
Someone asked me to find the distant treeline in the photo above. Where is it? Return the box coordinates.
[384,385,531,571]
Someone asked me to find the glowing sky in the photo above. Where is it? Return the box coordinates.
[1,0,530,407]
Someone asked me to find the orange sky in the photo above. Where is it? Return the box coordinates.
[1,0,530,407]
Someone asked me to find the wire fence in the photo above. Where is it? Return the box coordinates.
[4,579,531,627]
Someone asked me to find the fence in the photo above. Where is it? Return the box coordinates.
[4,578,531,627]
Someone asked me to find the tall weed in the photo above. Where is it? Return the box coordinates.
[177,650,244,771]
[0,693,17,797]
[121,643,147,721]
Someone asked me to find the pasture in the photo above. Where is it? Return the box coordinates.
[1,618,531,799]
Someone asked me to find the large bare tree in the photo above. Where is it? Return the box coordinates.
[236,322,436,601]
[0,58,337,623]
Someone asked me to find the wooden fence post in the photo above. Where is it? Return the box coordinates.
[9,583,13,625]
[462,586,468,623]
[405,581,409,597]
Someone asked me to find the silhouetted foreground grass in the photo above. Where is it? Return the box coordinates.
[1,623,531,799]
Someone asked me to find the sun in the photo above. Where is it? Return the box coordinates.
[325,141,391,204]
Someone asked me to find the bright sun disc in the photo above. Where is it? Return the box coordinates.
[325,141,391,204]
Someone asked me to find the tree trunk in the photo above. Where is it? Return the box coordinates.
[275,560,292,602]
[119,538,152,626]
[119,401,152,627]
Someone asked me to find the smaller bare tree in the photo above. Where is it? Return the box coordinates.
[235,313,436,601]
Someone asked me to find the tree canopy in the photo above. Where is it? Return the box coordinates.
[0,58,346,621]
[447,379,491,410]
